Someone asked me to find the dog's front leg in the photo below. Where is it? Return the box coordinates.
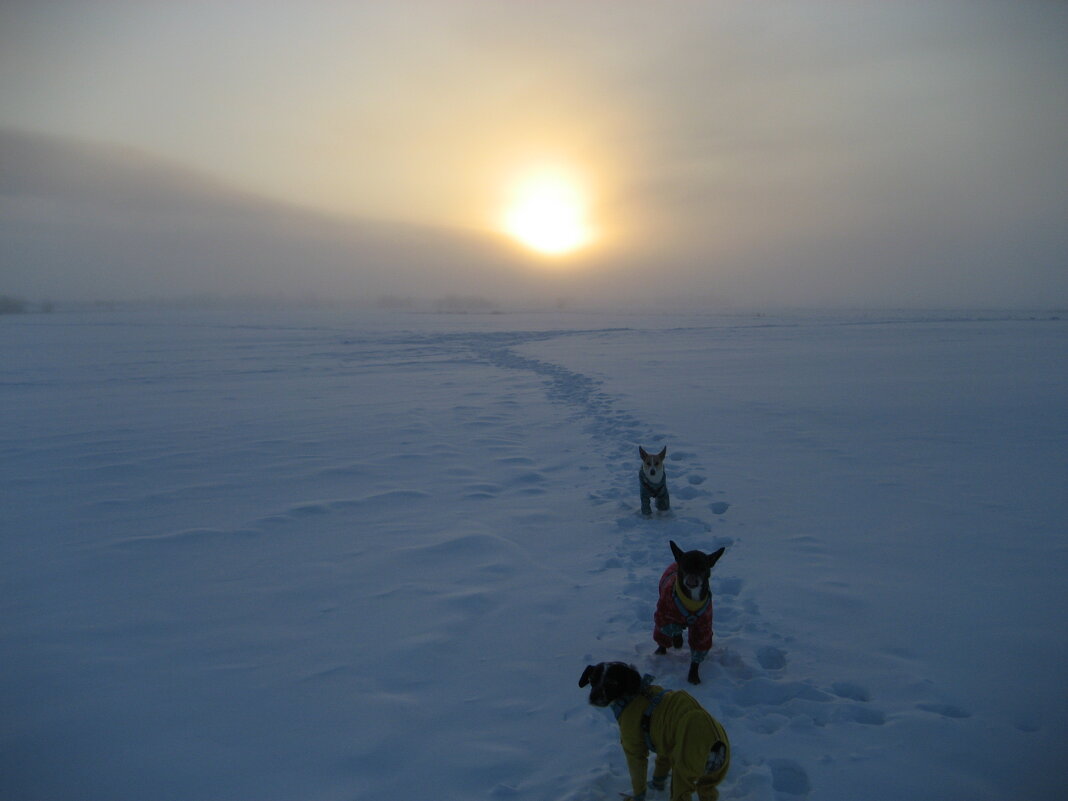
[654,623,684,655]
[687,661,701,685]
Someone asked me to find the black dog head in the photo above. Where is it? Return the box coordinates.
[579,661,642,707]
[670,540,725,600]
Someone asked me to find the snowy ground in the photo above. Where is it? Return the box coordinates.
[2,308,1066,801]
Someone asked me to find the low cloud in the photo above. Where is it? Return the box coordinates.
[0,129,561,307]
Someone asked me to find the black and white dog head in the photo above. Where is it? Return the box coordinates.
[579,662,642,707]
[670,540,725,603]
[639,446,667,484]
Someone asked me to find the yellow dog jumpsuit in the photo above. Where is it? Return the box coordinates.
[617,684,730,801]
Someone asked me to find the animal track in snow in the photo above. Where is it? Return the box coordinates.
[720,572,749,593]
[455,329,901,800]
[831,681,871,702]
[674,485,704,501]
[769,759,811,796]
[757,646,787,671]
[917,702,971,719]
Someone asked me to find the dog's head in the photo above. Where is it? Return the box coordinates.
[578,661,642,707]
[670,540,725,601]
[639,446,667,481]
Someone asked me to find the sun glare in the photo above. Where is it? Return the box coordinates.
[502,169,594,256]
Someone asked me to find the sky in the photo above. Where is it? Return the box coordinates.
[1,0,1066,309]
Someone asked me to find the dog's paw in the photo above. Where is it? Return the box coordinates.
[687,664,702,685]
[654,645,668,656]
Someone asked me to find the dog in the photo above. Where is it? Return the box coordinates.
[639,446,670,515]
[654,540,725,685]
[579,662,730,801]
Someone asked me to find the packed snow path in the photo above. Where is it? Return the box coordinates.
[466,328,893,799]
[2,310,1065,801]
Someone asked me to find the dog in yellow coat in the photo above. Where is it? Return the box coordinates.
[580,662,730,801]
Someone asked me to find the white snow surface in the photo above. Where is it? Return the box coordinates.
[3,308,1066,800]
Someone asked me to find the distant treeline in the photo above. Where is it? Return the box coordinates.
[377,294,501,314]
[0,295,54,314]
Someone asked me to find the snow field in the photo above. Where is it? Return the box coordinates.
[2,309,1065,800]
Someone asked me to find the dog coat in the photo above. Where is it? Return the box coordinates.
[613,677,730,801]
[654,563,713,662]
[639,468,670,513]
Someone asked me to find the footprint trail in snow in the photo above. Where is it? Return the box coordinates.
[460,330,900,800]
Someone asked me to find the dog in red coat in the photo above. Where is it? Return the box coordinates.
[654,540,725,684]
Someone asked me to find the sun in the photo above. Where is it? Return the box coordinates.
[501,168,594,256]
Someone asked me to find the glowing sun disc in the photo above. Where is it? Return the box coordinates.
[502,171,593,256]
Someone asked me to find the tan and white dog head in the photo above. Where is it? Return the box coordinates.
[639,446,667,484]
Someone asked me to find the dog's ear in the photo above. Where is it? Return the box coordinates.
[657,446,667,460]
[670,540,684,563]
[707,546,725,570]
[579,664,597,688]
[639,446,649,460]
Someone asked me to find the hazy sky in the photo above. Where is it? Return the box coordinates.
[2,0,1066,308]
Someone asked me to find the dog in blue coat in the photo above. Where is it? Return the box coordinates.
[639,446,670,516]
